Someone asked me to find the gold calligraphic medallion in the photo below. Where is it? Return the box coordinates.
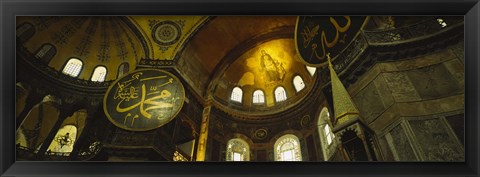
[103,69,185,131]
[295,16,369,67]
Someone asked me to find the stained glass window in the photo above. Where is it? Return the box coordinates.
[226,138,249,161]
[62,58,83,77]
[274,134,302,161]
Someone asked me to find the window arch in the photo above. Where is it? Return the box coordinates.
[46,125,77,155]
[306,66,317,76]
[35,43,56,63]
[91,66,107,82]
[117,62,129,79]
[226,138,250,161]
[16,22,35,43]
[293,75,305,92]
[231,86,243,103]
[274,86,287,102]
[62,58,83,77]
[318,107,336,160]
[252,90,265,104]
[274,134,302,161]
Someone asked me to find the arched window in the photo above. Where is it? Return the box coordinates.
[231,87,243,103]
[252,90,265,104]
[226,138,250,161]
[117,62,129,79]
[274,86,287,102]
[306,66,316,76]
[293,75,305,92]
[91,66,107,82]
[274,134,302,161]
[16,23,35,43]
[62,58,83,77]
[46,125,77,155]
[318,107,336,160]
[35,44,56,63]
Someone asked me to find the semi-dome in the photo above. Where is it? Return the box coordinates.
[212,38,317,114]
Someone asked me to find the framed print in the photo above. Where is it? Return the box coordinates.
[1,0,479,176]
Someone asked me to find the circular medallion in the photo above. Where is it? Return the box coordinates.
[301,115,311,128]
[103,69,185,131]
[254,128,268,140]
[295,16,368,67]
[152,21,181,46]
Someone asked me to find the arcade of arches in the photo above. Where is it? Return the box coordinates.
[15,16,465,161]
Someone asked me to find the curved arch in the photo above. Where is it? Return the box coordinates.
[62,58,83,77]
[34,43,56,63]
[90,65,108,82]
[274,86,287,102]
[274,134,302,161]
[16,22,35,43]
[117,62,130,79]
[230,86,243,103]
[226,138,250,161]
[292,75,305,92]
[46,125,78,154]
[318,107,336,160]
[252,89,265,104]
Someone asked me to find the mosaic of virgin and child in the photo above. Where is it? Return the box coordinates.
[259,50,286,84]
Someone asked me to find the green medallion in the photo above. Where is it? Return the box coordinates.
[295,16,368,67]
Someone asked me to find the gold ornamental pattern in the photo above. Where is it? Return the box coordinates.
[103,69,185,131]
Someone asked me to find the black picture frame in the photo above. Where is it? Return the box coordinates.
[1,0,479,176]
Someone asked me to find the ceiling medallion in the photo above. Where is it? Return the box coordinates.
[254,128,268,140]
[301,115,311,128]
[103,69,185,131]
[152,20,182,46]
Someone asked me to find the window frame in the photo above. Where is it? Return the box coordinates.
[90,65,108,82]
[16,22,35,43]
[230,86,243,103]
[61,57,84,78]
[34,43,57,64]
[274,86,287,102]
[292,74,306,92]
[274,134,302,161]
[116,62,130,79]
[226,138,250,161]
[252,89,266,104]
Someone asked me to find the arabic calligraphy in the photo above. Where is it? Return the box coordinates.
[295,16,367,66]
[103,69,185,131]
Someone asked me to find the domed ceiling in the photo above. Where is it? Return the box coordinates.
[176,16,298,99]
[16,16,147,81]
